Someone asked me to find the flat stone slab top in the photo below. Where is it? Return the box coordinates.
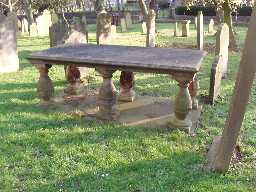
[28,44,206,74]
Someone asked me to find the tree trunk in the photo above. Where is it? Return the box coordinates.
[205,6,256,172]
[223,0,237,48]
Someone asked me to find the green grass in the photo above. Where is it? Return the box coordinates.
[0,23,255,192]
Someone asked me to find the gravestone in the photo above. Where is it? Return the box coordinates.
[208,19,215,34]
[170,7,176,19]
[174,22,179,37]
[181,20,190,37]
[197,11,204,50]
[49,20,69,47]
[208,23,229,104]
[111,25,116,37]
[81,15,89,43]
[96,10,112,44]
[29,22,38,36]
[141,21,147,34]
[120,18,127,32]
[124,12,132,29]
[0,13,19,73]
[36,10,52,36]
[21,18,29,33]
[194,16,197,29]
[146,9,156,47]
[215,23,229,78]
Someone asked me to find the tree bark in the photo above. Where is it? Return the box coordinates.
[223,0,237,48]
[205,6,256,172]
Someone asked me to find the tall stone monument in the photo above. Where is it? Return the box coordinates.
[197,11,204,50]
[96,10,112,45]
[0,13,19,73]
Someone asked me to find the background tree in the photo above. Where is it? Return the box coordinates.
[184,0,243,48]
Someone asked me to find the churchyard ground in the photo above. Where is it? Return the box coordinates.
[0,23,255,191]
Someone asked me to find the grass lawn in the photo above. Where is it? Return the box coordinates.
[0,23,255,192]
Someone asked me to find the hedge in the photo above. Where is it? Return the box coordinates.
[174,6,253,16]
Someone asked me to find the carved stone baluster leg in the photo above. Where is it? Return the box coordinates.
[118,71,136,102]
[189,75,199,110]
[170,74,194,132]
[35,64,54,102]
[96,68,118,120]
[64,65,84,95]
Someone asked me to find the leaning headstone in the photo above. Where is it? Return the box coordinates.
[96,10,112,44]
[181,20,190,37]
[124,12,132,29]
[174,22,179,37]
[208,23,229,104]
[215,23,229,78]
[197,11,204,50]
[208,19,215,34]
[141,21,147,34]
[120,18,127,32]
[0,13,19,73]
[146,9,156,47]
[36,10,52,36]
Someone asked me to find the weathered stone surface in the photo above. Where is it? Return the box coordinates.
[36,10,52,36]
[181,20,190,37]
[197,11,204,50]
[120,18,127,32]
[29,44,206,73]
[215,23,229,78]
[170,7,176,19]
[124,12,132,29]
[146,9,156,47]
[118,71,135,102]
[194,16,197,29]
[0,13,19,73]
[21,17,29,33]
[141,21,147,34]
[29,22,38,36]
[209,55,224,104]
[49,20,69,47]
[208,19,215,34]
[208,23,229,104]
[174,22,179,37]
[111,25,116,37]
[96,10,112,45]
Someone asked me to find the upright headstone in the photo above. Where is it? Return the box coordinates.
[124,12,132,29]
[174,22,179,37]
[96,10,112,45]
[141,21,147,34]
[181,20,190,37]
[0,13,19,73]
[208,23,229,104]
[29,22,38,36]
[197,11,204,50]
[36,10,52,36]
[208,19,215,34]
[194,16,197,29]
[146,9,156,47]
[49,20,69,47]
[215,23,229,78]
[21,18,29,33]
[120,18,127,32]
[170,7,176,19]
[111,25,116,37]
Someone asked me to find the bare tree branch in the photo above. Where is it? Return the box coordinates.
[0,2,9,7]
